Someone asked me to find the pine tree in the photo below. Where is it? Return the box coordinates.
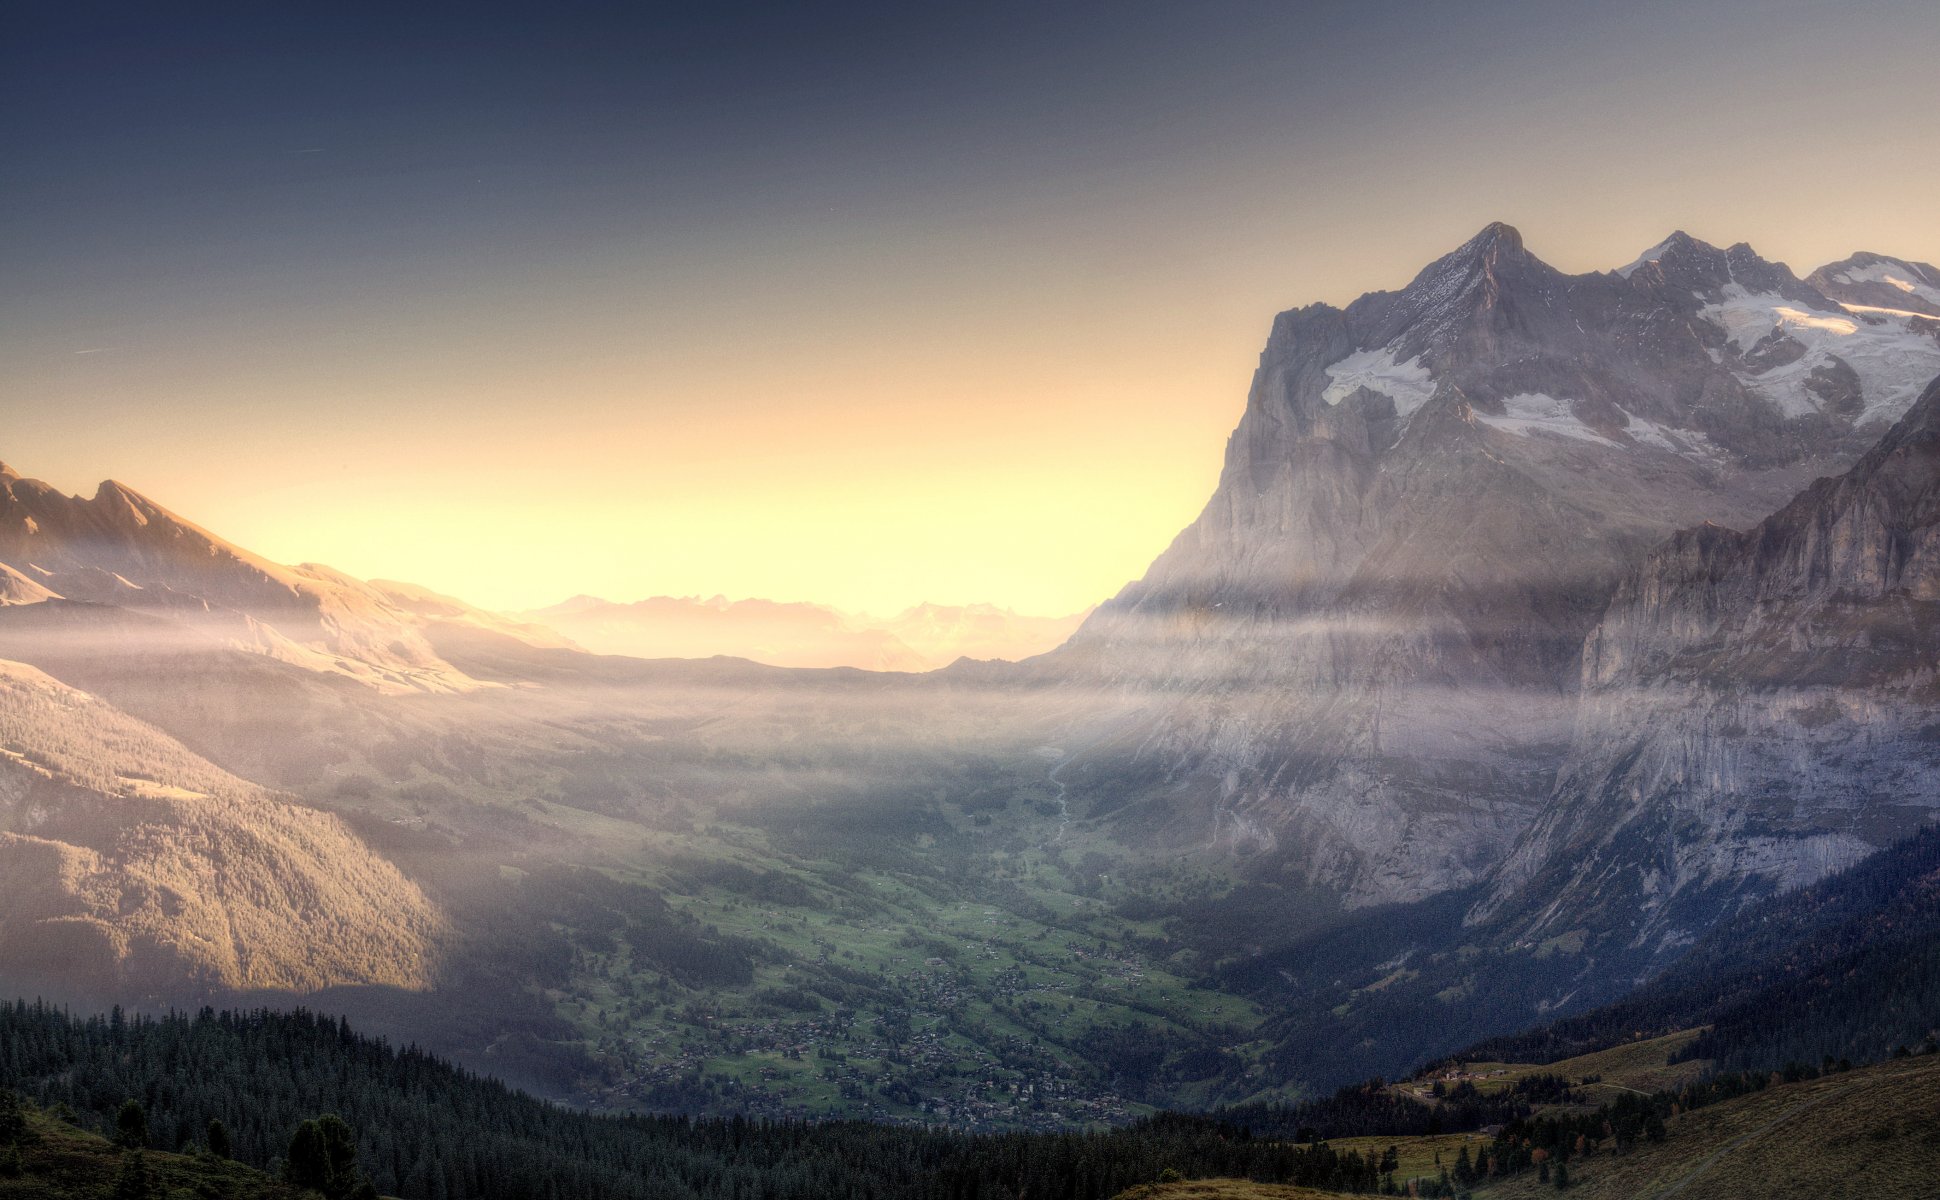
[112,1149,154,1200]
[0,1090,23,1145]
[114,1099,147,1150]
[287,1119,330,1192]
[207,1118,232,1160]
[317,1114,360,1194]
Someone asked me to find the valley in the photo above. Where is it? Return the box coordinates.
[3,225,1940,1142]
[13,5,1940,1194]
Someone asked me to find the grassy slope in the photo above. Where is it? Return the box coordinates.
[1419,1029,1712,1099]
[0,1107,302,1200]
[1154,1045,1940,1200]
[0,660,443,995]
[1110,1184,1347,1200]
[1479,1052,1940,1198]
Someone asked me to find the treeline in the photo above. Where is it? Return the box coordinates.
[1218,1077,1529,1140]
[1457,823,1940,1067]
[0,1002,1399,1200]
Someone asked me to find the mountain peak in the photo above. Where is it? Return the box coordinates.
[1806,251,1940,318]
[94,478,144,503]
[1452,220,1526,263]
[1362,221,1560,354]
[0,462,17,482]
[1474,219,1521,242]
[1615,230,1719,278]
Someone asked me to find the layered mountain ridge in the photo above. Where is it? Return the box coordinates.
[1049,223,1940,919]
[0,466,563,694]
[522,593,1088,671]
[1479,374,1940,962]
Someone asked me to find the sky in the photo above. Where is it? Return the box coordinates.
[4,0,1938,616]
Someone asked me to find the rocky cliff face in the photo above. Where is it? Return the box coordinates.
[1050,224,1940,907]
[1477,376,1940,965]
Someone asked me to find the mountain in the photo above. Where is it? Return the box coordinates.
[6,225,1939,1121]
[1478,374,1940,963]
[1464,821,1940,1069]
[1045,223,1940,909]
[874,602,1092,667]
[520,594,1086,671]
[1807,251,1940,319]
[521,593,929,670]
[0,464,560,694]
[0,658,441,997]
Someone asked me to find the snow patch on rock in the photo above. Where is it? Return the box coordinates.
[1474,393,1613,444]
[1622,414,1723,459]
[1832,261,1940,309]
[1321,346,1436,417]
[1616,237,1677,279]
[1699,284,1940,423]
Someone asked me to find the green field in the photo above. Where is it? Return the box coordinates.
[550,796,1287,1128]
[1391,1028,1713,1106]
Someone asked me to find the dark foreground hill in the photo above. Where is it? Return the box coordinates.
[0,1101,304,1200]
[0,1004,1411,1200]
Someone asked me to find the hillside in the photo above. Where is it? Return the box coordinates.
[0,659,442,996]
[0,1003,1407,1200]
[1456,822,1940,1072]
[1133,1054,1940,1199]
[0,1103,303,1200]
[1479,1053,1940,1199]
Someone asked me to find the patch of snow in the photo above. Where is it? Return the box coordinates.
[1472,396,1723,460]
[1320,346,1437,417]
[1840,302,1940,323]
[1621,414,1723,460]
[1473,393,1613,444]
[1616,237,1677,279]
[1698,284,1940,423]
[1833,261,1940,308]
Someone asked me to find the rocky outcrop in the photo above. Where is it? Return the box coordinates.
[1476,376,1940,963]
[1047,224,1940,906]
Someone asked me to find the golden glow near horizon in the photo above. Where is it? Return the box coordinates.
[13,207,1940,616]
[7,4,1938,615]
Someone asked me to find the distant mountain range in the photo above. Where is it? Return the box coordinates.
[519,594,1089,671]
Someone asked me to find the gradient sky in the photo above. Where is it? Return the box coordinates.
[4,0,1938,615]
